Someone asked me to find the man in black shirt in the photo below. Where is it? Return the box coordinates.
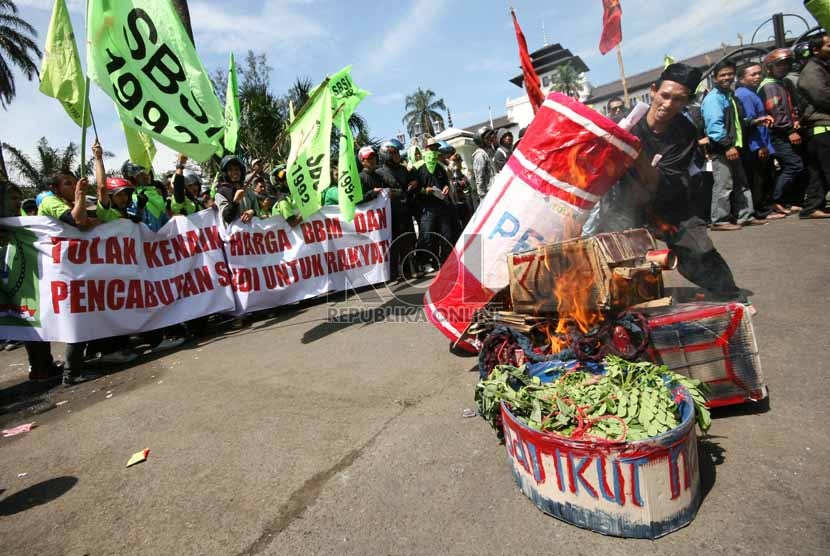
[605,64,744,303]
[376,139,419,280]
[358,146,383,202]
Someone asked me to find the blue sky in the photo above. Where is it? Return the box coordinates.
[3,0,816,175]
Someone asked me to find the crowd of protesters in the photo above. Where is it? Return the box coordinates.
[599,34,830,231]
[2,34,828,387]
[0,125,509,386]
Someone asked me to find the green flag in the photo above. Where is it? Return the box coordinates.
[328,66,369,116]
[123,122,157,170]
[86,0,224,161]
[327,66,369,221]
[805,0,830,32]
[335,111,362,221]
[38,0,90,127]
[286,87,333,219]
[223,52,240,153]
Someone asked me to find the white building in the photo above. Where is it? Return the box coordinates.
[465,43,591,136]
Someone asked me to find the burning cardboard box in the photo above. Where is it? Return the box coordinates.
[508,228,668,317]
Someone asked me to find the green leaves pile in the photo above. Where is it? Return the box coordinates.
[475,355,710,442]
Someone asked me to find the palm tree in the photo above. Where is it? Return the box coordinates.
[549,64,583,99]
[2,137,112,195]
[402,88,447,138]
[239,83,289,164]
[0,0,42,180]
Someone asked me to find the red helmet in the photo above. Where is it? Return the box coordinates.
[106,177,134,195]
[764,48,794,69]
[358,146,376,161]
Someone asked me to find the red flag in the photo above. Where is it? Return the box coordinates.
[511,9,544,113]
[599,0,623,55]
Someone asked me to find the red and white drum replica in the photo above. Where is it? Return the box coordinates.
[424,93,642,352]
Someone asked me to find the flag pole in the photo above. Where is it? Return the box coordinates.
[79,0,90,177]
[615,44,630,107]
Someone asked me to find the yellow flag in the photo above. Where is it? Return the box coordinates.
[39,0,90,127]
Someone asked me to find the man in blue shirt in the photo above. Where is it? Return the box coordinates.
[701,60,765,230]
[735,63,786,221]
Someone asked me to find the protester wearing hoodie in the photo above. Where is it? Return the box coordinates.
[492,129,514,174]
[215,156,259,225]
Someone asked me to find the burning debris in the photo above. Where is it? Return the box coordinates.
[472,228,766,407]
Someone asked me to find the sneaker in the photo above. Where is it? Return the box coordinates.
[710,223,742,231]
[98,349,139,365]
[422,264,437,274]
[4,341,21,351]
[149,337,186,353]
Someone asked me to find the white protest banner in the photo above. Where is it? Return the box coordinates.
[0,210,235,343]
[222,194,391,315]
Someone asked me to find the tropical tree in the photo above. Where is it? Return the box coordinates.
[0,0,43,180]
[239,83,288,164]
[550,64,584,99]
[402,88,447,138]
[2,137,112,195]
[207,53,374,178]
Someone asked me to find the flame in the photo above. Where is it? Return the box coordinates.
[543,242,605,353]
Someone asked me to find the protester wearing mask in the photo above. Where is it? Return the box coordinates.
[376,139,419,280]
[472,126,496,200]
[215,155,259,225]
[758,49,805,215]
[796,33,830,219]
[492,129,514,174]
[414,138,453,274]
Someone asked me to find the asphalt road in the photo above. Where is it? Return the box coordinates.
[1,216,828,555]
